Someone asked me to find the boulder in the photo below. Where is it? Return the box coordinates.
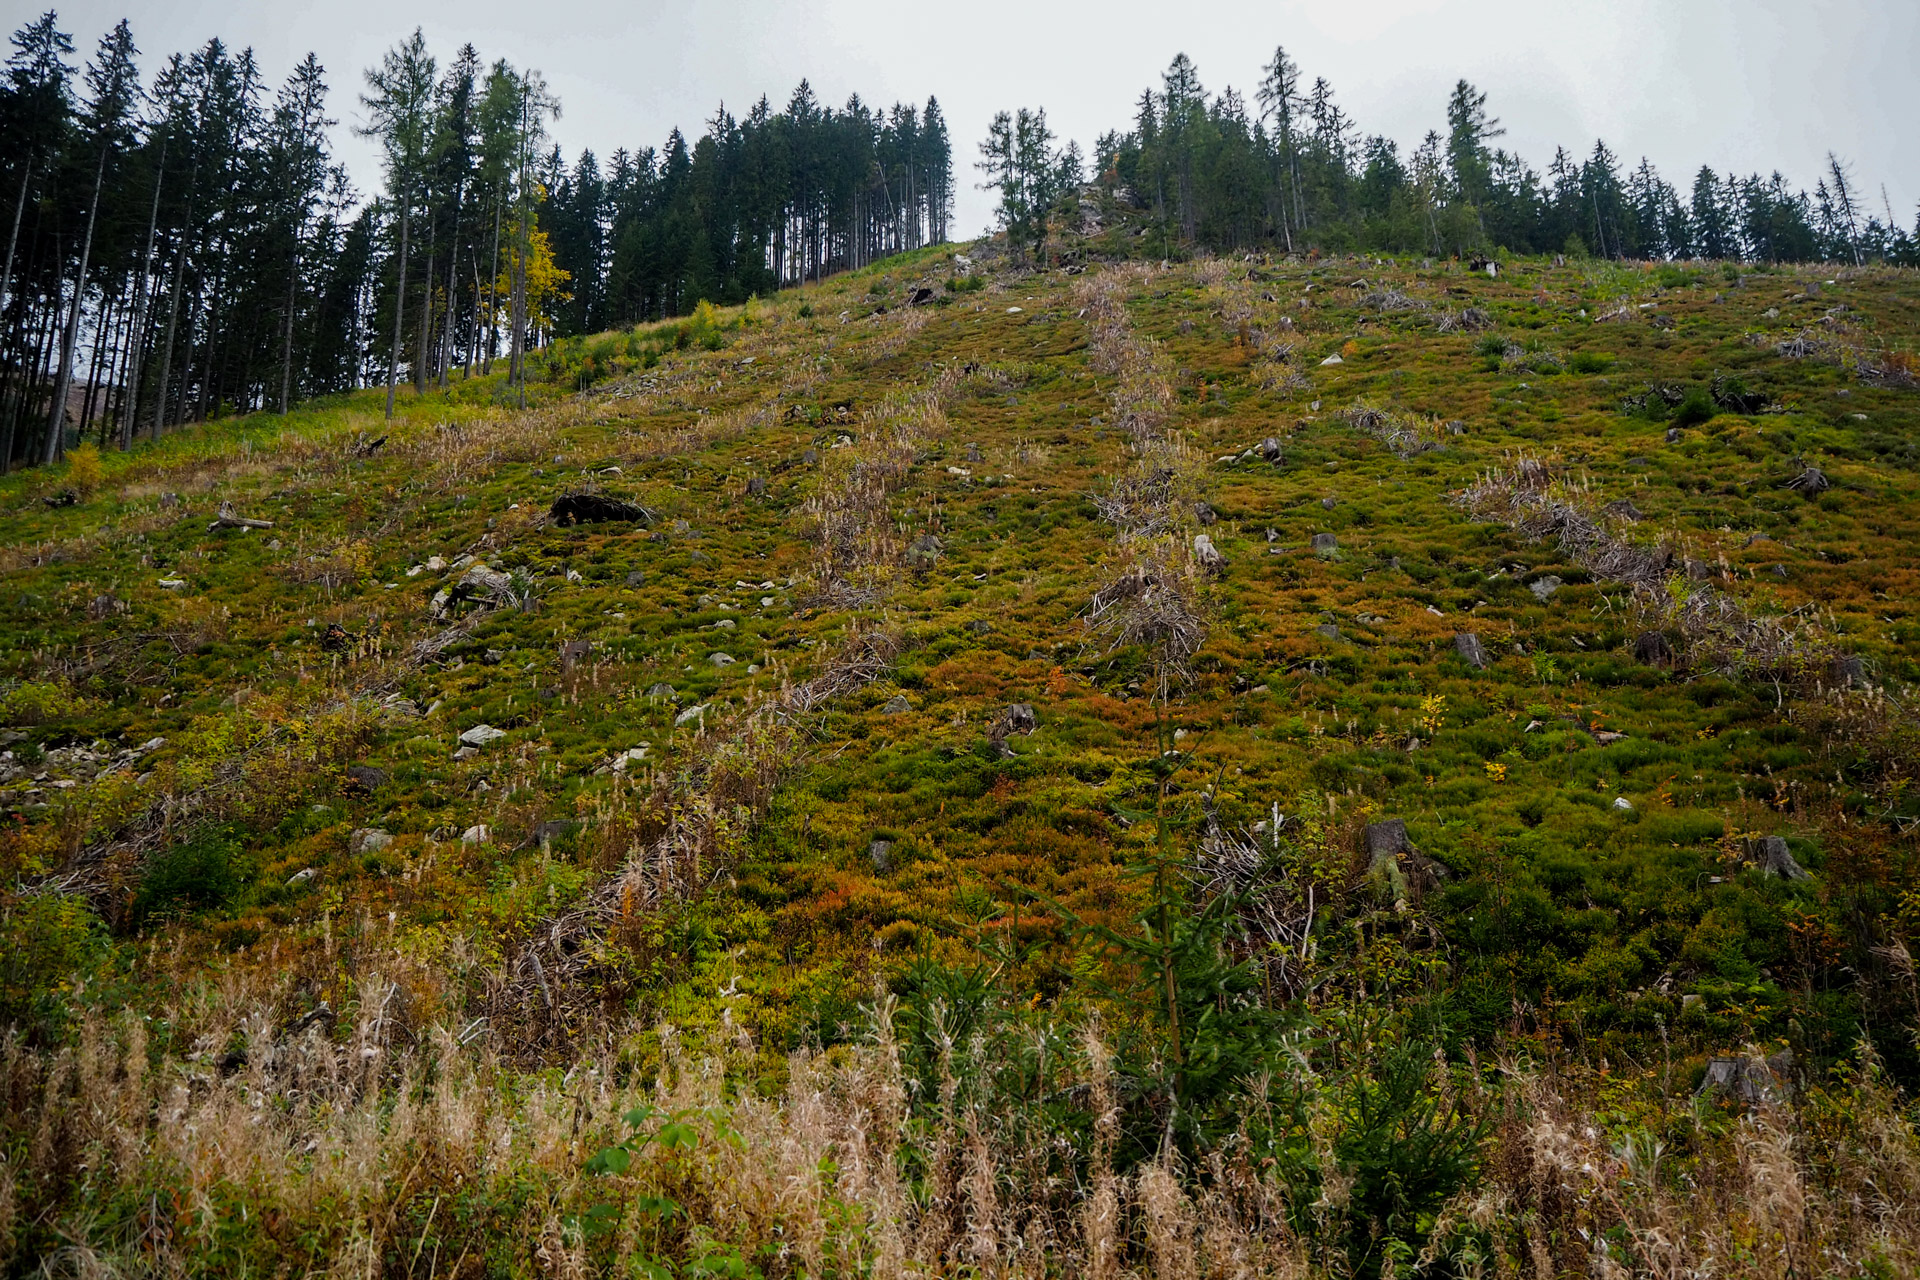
[869,839,894,872]
[673,703,710,727]
[647,683,676,702]
[1453,632,1488,669]
[1257,437,1284,462]
[625,570,648,587]
[1315,623,1341,641]
[549,493,656,525]
[560,639,591,671]
[1320,496,1336,510]
[1528,575,1563,601]
[882,694,912,714]
[286,867,317,887]
[1310,533,1338,555]
[459,724,507,748]
[1193,533,1227,570]
[460,824,490,845]
[350,828,393,855]
[710,652,736,666]
[1004,704,1037,734]
[344,765,388,792]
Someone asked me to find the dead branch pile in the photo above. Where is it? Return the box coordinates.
[1361,288,1426,313]
[1083,554,1209,691]
[1436,306,1494,333]
[1456,459,1833,679]
[1343,402,1442,460]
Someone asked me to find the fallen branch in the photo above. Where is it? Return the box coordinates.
[209,502,274,531]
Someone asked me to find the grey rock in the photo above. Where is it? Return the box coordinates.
[674,703,710,727]
[1194,501,1218,526]
[1528,575,1563,601]
[459,724,507,748]
[1193,533,1226,570]
[1604,499,1644,522]
[647,683,676,702]
[869,839,894,873]
[1320,496,1336,510]
[1666,427,1682,443]
[1310,533,1338,554]
[350,828,392,855]
[451,745,479,761]
[560,639,591,671]
[1453,632,1488,668]
[746,475,766,496]
[286,867,317,887]
[1258,436,1284,462]
[906,533,943,567]
[710,652,736,666]
[625,570,648,587]
[460,824,490,845]
[968,619,993,635]
[1698,1051,1793,1105]
[1004,703,1037,734]
[882,694,912,714]
[1315,623,1341,641]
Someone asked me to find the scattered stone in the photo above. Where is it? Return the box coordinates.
[1004,704,1037,735]
[157,578,186,590]
[882,694,912,714]
[1528,575,1563,601]
[624,570,648,588]
[1320,496,1336,510]
[674,703,710,727]
[1756,835,1811,881]
[286,867,317,887]
[1453,632,1488,668]
[1194,501,1218,526]
[1257,437,1284,462]
[1666,427,1682,444]
[460,824,490,845]
[451,745,478,761]
[425,556,448,572]
[350,828,392,855]
[1315,623,1341,641]
[1319,353,1344,366]
[965,443,983,462]
[1613,797,1634,811]
[648,683,677,702]
[1310,533,1338,555]
[344,765,388,792]
[459,724,507,748]
[560,639,591,671]
[869,839,894,872]
[968,619,993,635]
[710,652,736,666]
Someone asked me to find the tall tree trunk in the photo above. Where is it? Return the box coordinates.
[279,209,301,414]
[121,147,163,449]
[46,147,109,465]
[416,211,435,394]
[153,183,198,442]
[0,160,30,354]
[485,183,502,375]
[385,193,411,421]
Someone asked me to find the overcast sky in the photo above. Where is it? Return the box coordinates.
[30,0,1920,239]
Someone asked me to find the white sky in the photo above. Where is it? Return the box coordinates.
[29,0,1920,240]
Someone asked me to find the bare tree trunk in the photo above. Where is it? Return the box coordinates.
[46,148,109,465]
[416,210,435,394]
[485,183,502,375]
[121,147,164,449]
[0,160,29,349]
[385,192,411,421]
[153,202,195,442]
